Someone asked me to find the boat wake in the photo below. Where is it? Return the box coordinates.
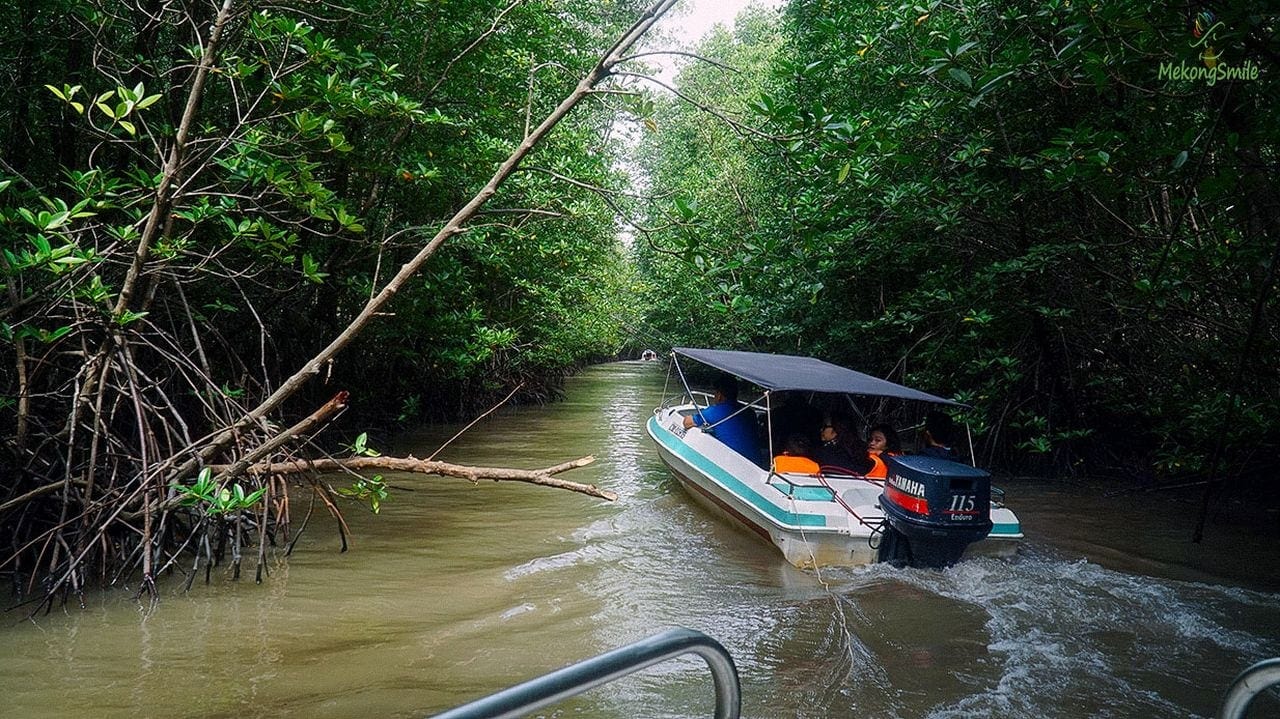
[800,546,1280,718]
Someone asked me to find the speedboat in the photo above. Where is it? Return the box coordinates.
[646,348,1023,569]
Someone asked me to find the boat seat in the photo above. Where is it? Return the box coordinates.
[769,475,836,501]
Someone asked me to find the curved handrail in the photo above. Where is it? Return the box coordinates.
[1218,657,1280,719]
[429,627,741,719]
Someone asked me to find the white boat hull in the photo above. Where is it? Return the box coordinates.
[647,406,1022,569]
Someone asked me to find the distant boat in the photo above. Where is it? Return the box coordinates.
[646,347,1023,569]
[640,349,659,361]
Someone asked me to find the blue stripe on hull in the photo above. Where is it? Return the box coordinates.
[648,416,828,529]
[660,458,775,542]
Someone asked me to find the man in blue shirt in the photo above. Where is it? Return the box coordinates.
[682,374,759,461]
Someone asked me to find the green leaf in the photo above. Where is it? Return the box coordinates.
[948,67,972,88]
[1172,150,1188,169]
[115,310,148,326]
[301,253,328,283]
[837,161,851,184]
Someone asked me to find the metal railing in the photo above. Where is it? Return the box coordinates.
[429,627,741,719]
[1219,657,1280,719]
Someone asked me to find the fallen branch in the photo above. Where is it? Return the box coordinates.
[212,390,350,484]
[208,455,615,501]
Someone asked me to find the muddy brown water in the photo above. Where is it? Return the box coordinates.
[3,362,1278,718]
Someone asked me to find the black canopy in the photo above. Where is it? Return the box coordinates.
[674,347,962,406]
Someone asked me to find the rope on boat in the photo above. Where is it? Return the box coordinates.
[815,468,888,553]
[779,467,886,559]
[812,469,877,530]
[788,495,875,689]
[788,493,822,572]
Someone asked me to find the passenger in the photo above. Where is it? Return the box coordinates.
[867,423,902,455]
[773,434,820,474]
[682,374,759,461]
[918,410,958,460]
[813,414,873,476]
[865,423,901,479]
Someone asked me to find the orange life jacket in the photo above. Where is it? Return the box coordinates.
[773,454,820,474]
[866,452,887,479]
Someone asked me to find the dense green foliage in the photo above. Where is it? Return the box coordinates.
[633,1,1279,480]
[2,0,641,423]
[0,0,650,603]
[3,0,1275,604]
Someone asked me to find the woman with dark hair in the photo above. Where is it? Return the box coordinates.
[867,423,902,455]
[865,423,901,479]
[813,414,873,476]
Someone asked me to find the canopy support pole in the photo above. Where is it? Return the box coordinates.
[765,390,774,468]
[672,354,705,425]
[660,352,675,409]
[966,423,976,466]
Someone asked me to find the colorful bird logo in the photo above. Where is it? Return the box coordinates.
[1190,10,1224,68]
[1191,11,1217,41]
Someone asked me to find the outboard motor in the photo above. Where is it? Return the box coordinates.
[877,455,993,568]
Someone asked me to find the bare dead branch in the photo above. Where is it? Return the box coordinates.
[607,70,792,141]
[428,382,524,460]
[214,455,614,500]
[213,391,350,484]
[618,49,741,73]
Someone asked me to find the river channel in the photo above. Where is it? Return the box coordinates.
[3,361,1279,718]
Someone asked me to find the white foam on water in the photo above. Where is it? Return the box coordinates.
[499,603,537,621]
[822,547,1280,717]
[502,544,617,580]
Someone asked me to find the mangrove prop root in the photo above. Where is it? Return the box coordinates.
[1,0,672,609]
